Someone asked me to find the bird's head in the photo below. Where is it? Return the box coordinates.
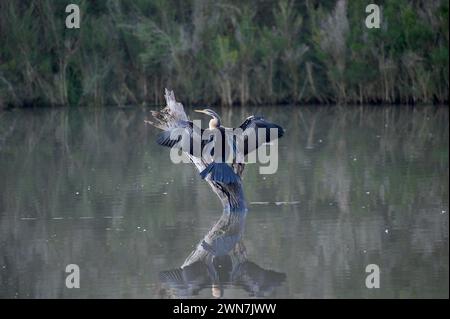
[194,108,221,128]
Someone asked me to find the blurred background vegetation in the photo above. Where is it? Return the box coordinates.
[0,0,448,108]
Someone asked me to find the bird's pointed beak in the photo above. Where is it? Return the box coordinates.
[194,109,206,114]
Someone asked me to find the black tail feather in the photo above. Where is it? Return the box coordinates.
[200,162,240,184]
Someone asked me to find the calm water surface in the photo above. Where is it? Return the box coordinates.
[0,105,448,298]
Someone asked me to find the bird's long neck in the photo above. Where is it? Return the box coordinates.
[209,117,221,129]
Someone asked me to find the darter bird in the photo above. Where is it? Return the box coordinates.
[151,106,284,185]
[147,89,284,210]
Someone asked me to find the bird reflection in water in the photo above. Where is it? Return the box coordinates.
[158,210,286,298]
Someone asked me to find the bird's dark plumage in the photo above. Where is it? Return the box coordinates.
[156,130,181,148]
[151,104,284,185]
[200,162,241,184]
[239,115,285,155]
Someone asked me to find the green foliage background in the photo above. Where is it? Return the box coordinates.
[0,0,448,107]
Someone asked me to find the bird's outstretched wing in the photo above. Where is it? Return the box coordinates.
[155,120,190,148]
[238,115,285,155]
[146,89,206,158]
[154,120,208,157]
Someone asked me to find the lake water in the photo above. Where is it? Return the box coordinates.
[0,105,448,298]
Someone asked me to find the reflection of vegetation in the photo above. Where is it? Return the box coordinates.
[0,0,448,107]
[0,106,447,297]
